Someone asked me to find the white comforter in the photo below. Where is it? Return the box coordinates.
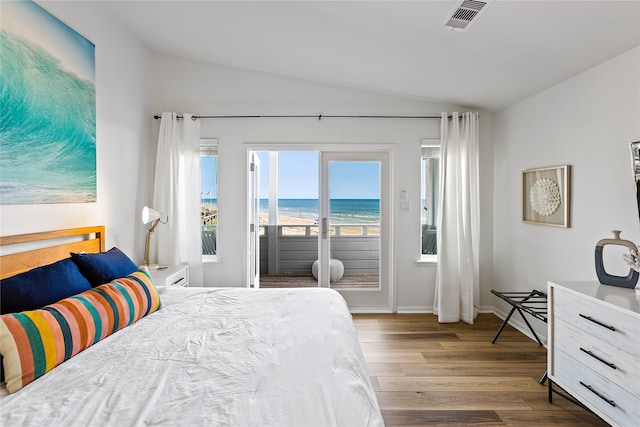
[1,287,383,426]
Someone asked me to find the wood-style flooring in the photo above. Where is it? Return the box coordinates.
[352,313,609,427]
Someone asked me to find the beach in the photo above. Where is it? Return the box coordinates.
[202,199,380,236]
[260,214,379,236]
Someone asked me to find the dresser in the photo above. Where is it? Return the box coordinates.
[548,281,640,427]
[147,264,189,288]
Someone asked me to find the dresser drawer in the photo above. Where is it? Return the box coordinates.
[553,319,640,396]
[554,349,640,427]
[164,270,188,287]
[148,265,189,287]
[552,287,639,355]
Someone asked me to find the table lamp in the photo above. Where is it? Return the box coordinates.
[142,206,167,269]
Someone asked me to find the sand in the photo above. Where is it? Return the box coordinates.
[259,214,379,236]
[204,206,379,236]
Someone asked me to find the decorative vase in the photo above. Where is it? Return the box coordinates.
[595,230,639,288]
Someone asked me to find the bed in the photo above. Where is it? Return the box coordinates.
[0,226,383,426]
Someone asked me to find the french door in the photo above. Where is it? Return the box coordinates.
[247,148,392,311]
[319,152,390,311]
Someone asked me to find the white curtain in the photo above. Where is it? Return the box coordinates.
[434,112,480,324]
[152,112,203,286]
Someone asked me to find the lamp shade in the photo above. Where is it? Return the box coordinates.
[142,206,166,224]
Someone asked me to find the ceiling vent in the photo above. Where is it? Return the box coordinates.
[443,0,494,32]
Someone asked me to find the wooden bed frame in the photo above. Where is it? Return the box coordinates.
[0,226,105,280]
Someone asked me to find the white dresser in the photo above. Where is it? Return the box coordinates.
[548,281,640,427]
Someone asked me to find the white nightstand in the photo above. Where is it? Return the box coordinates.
[147,264,189,288]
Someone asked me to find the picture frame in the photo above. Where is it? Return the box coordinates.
[522,165,571,227]
[1,1,96,204]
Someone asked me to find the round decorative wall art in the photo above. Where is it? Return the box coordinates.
[521,165,571,227]
[529,178,561,217]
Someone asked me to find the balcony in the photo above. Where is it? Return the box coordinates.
[260,224,380,276]
[202,223,379,288]
[259,223,380,288]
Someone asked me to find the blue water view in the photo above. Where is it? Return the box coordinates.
[0,27,96,204]
[201,198,380,224]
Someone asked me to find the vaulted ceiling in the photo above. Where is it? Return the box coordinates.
[97,0,640,111]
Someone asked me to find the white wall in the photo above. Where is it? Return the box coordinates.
[151,55,495,311]
[0,2,154,262]
[492,47,640,340]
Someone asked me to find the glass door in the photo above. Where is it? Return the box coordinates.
[319,152,390,310]
[248,152,260,288]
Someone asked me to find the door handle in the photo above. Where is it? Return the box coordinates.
[322,218,327,239]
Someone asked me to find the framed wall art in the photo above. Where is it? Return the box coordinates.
[522,165,571,227]
[0,0,96,204]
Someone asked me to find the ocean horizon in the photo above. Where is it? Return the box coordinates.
[202,198,380,224]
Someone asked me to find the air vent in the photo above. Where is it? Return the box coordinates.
[443,0,493,32]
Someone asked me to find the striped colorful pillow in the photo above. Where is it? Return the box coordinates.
[0,270,161,393]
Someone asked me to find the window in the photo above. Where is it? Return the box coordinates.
[200,139,218,261]
[421,141,440,260]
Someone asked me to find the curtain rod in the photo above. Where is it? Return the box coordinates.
[152,114,449,121]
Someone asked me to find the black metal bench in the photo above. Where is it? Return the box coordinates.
[491,289,548,383]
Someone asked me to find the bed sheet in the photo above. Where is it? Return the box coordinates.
[0,286,383,426]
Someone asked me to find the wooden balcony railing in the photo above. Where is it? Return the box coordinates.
[202,224,381,272]
[259,224,380,237]
[259,224,380,276]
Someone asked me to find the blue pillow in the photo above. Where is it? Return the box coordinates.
[70,247,138,287]
[0,258,92,314]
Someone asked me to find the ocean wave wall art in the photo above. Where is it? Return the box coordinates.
[0,0,96,204]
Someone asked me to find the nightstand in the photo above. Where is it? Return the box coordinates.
[148,264,189,287]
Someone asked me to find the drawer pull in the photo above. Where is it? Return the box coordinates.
[579,348,617,369]
[172,278,184,286]
[579,381,616,407]
[578,314,616,331]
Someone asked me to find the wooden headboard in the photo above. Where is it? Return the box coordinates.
[0,226,105,280]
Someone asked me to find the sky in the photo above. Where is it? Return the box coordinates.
[201,157,217,198]
[200,151,381,199]
[3,0,96,82]
[258,151,380,199]
[262,151,318,199]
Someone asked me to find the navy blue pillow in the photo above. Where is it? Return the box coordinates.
[70,247,138,287]
[0,258,92,314]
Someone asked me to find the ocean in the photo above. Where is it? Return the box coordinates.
[201,198,380,224]
[0,28,96,204]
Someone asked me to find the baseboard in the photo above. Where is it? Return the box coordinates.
[349,307,394,314]
[395,306,433,313]
[395,305,496,315]
[349,305,434,313]
[396,306,495,316]
[478,305,494,313]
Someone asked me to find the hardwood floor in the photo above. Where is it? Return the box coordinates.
[352,313,609,427]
